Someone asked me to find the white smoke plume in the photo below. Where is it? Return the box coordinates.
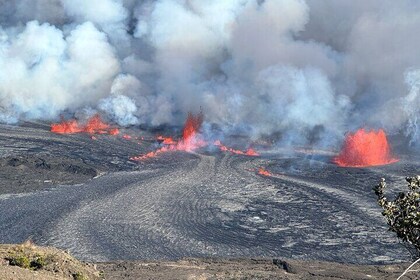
[98,74,139,126]
[0,20,119,122]
[0,0,418,149]
[404,69,420,147]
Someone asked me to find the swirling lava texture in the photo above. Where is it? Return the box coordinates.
[0,123,418,264]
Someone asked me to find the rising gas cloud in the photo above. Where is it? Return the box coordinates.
[0,0,418,149]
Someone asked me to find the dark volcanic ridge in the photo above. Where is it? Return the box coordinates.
[0,155,97,194]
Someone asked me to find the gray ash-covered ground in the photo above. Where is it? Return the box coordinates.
[0,122,418,265]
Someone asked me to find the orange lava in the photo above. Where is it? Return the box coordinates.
[51,114,120,136]
[214,140,259,156]
[157,136,176,145]
[162,137,175,145]
[333,128,399,167]
[183,112,203,141]
[109,128,120,135]
[130,112,261,161]
[123,134,132,140]
[130,112,206,161]
[84,115,111,134]
[51,119,81,134]
[245,148,259,156]
[258,168,272,176]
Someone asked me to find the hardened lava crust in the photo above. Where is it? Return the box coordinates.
[0,122,419,265]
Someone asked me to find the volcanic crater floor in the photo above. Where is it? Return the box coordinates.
[0,122,419,265]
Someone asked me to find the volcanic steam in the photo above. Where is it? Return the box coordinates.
[333,129,399,167]
[0,1,418,151]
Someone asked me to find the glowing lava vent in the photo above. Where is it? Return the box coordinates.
[333,128,399,167]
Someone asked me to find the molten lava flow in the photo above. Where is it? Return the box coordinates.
[162,137,175,145]
[334,128,399,167]
[131,112,260,161]
[245,148,259,156]
[258,168,272,176]
[84,114,111,134]
[109,128,120,135]
[51,114,119,136]
[130,145,173,160]
[214,140,259,156]
[157,136,176,145]
[51,119,82,134]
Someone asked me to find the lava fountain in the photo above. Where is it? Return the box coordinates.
[183,112,203,142]
[333,128,399,167]
[51,114,119,135]
[130,112,206,160]
[178,112,206,151]
[130,112,259,160]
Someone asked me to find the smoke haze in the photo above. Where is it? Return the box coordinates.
[0,0,418,148]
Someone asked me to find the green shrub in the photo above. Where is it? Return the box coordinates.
[73,272,88,280]
[374,175,420,258]
[6,252,50,270]
[30,254,46,270]
[7,254,31,269]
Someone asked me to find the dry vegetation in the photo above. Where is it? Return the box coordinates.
[0,241,101,280]
[1,241,420,279]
